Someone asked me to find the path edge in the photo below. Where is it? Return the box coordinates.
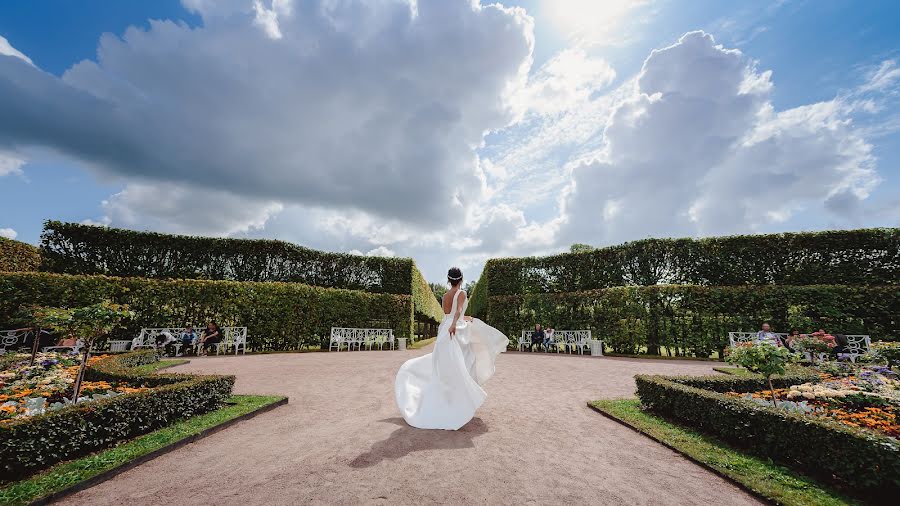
[30,397,289,506]
[586,401,776,506]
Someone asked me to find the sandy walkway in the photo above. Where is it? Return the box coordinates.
[62,348,761,505]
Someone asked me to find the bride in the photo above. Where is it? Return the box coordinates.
[395,267,509,430]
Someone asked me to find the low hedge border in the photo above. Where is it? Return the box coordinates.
[634,374,900,500]
[0,351,235,482]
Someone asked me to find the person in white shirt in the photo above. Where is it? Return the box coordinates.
[755,323,780,346]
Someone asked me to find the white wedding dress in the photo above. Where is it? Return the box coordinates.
[395,289,509,430]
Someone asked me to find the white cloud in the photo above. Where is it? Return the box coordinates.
[0,35,33,66]
[0,228,17,240]
[860,59,900,93]
[100,182,284,237]
[0,0,534,230]
[558,31,879,243]
[0,150,25,177]
[539,0,651,46]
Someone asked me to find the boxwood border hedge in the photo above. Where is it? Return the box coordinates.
[0,350,235,482]
[634,373,900,500]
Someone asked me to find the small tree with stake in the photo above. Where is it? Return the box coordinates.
[32,301,134,404]
[726,342,795,407]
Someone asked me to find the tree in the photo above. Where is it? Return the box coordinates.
[463,280,477,294]
[429,282,447,302]
[570,243,593,253]
[33,301,134,404]
[726,342,795,406]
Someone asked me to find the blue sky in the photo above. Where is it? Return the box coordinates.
[1,0,898,282]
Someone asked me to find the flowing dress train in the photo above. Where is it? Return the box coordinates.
[394,290,509,430]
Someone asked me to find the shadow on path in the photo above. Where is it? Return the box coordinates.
[349,417,487,468]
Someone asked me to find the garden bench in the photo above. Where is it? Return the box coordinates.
[0,329,31,355]
[518,330,598,355]
[134,327,248,356]
[727,331,871,362]
[328,328,395,351]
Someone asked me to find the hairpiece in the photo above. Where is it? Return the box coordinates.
[448,273,463,281]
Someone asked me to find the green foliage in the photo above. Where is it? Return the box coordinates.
[871,341,900,366]
[485,284,899,357]
[635,374,900,500]
[429,282,447,302]
[410,264,443,325]
[0,237,40,273]
[466,276,488,319]
[0,271,416,349]
[0,351,235,482]
[569,243,594,253]
[40,221,415,294]
[485,228,900,295]
[726,343,794,379]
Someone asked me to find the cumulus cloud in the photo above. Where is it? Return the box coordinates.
[0,150,25,177]
[100,182,284,237]
[0,0,534,231]
[0,35,32,66]
[0,228,17,240]
[557,31,879,244]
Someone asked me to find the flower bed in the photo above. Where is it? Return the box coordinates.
[635,372,900,500]
[0,352,151,423]
[0,350,234,482]
[727,365,900,439]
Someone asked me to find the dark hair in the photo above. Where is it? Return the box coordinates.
[447,267,463,287]
[208,321,219,331]
[789,328,799,335]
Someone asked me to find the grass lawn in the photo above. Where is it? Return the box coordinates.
[410,337,436,349]
[128,358,190,375]
[589,399,857,506]
[0,395,285,506]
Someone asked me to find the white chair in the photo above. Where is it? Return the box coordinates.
[108,340,131,352]
[329,328,395,351]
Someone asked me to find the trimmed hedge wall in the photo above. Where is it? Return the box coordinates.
[487,284,899,356]
[485,228,900,295]
[0,351,235,481]
[41,221,412,293]
[0,237,40,273]
[0,272,415,349]
[39,221,442,325]
[635,374,900,499]
[467,275,487,319]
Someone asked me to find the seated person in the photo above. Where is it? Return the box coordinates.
[831,334,849,359]
[200,322,223,355]
[155,331,177,357]
[179,325,198,355]
[543,328,555,351]
[755,323,780,346]
[529,324,544,352]
[782,328,801,351]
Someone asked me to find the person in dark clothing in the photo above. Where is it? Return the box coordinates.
[832,334,849,359]
[200,322,223,355]
[781,328,800,352]
[530,324,545,352]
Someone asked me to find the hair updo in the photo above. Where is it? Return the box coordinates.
[447,267,463,287]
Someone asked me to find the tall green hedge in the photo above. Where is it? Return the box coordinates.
[485,228,900,295]
[487,284,899,357]
[40,221,413,293]
[0,237,40,273]
[467,275,488,319]
[0,272,414,349]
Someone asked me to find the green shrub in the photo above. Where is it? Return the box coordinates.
[486,284,899,357]
[635,374,900,500]
[0,271,415,349]
[467,276,487,319]
[485,228,900,294]
[0,352,235,482]
[0,237,40,272]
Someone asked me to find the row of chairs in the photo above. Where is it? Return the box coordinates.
[518,330,597,355]
[328,328,395,351]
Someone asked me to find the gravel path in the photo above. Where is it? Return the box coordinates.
[62,348,762,505]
